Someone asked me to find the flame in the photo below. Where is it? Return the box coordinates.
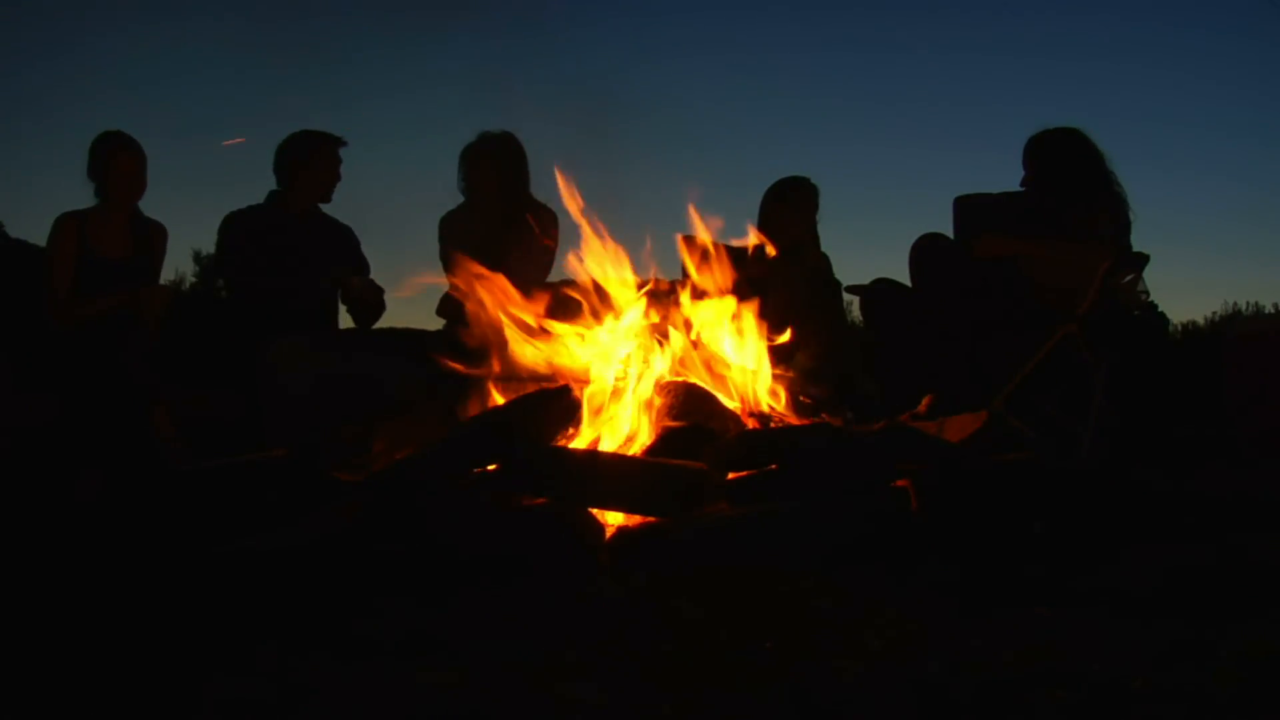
[394,271,449,298]
[445,168,800,537]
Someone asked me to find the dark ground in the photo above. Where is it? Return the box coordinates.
[23,444,1278,718]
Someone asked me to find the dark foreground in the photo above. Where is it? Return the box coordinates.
[20,445,1277,718]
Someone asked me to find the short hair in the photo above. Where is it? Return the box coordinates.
[757,176,819,232]
[273,130,348,189]
[457,130,532,201]
[87,130,146,200]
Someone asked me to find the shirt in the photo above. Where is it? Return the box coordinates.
[215,190,371,342]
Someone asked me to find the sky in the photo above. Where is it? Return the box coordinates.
[2,0,1277,326]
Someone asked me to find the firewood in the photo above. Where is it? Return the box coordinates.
[442,384,582,467]
[642,423,723,464]
[655,380,747,439]
[712,422,862,474]
[484,446,723,518]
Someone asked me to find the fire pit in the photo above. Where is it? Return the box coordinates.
[422,169,891,539]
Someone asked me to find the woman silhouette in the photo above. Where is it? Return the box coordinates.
[751,176,850,410]
[1019,126,1133,250]
[436,130,559,328]
[45,130,173,494]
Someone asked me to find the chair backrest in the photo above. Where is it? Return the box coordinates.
[971,234,1148,321]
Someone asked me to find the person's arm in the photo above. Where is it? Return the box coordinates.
[145,219,169,284]
[335,224,384,329]
[213,212,245,295]
[436,213,466,324]
[46,213,140,328]
[530,206,559,287]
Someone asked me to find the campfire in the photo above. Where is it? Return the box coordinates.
[442,169,809,537]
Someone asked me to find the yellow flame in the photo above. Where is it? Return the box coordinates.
[444,168,799,536]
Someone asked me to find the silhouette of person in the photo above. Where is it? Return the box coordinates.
[1,221,47,338]
[1019,126,1133,250]
[748,176,850,409]
[436,130,559,330]
[216,130,386,348]
[857,127,1137,414]
[44,130,173,493]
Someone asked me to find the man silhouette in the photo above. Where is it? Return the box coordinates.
[215,130,385,348]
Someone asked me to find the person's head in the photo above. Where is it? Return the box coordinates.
[1020,127,1129,212]
[273,130,348,204]
[87,130,148,206]
[457,130,532,204]
[756,176,820,255]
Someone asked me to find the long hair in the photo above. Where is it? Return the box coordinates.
[1022,127,1132,226]
[456,130,532,203]
[86,130,146,201]
[756,175,820,253]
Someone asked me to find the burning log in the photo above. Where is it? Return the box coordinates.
[655,380,747,438]
[444,384,581,467]
[641,424,723,464]
[642,380,747,463]
[484,446,723,518]
[712,421,861,474]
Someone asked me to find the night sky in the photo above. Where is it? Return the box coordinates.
[3,0,1277,326]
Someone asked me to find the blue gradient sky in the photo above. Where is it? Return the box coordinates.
[3,0,1277,325]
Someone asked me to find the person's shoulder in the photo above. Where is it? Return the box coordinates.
[317,208,359,240]
[439,203,469,231]
[138,214,167,236]
[47,208,90,245]
[219,200,267,228]
[529,198,558,221]
[52,208,90,228]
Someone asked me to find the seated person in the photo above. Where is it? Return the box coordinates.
[436,130,559,331]
[44,130,175,488]
[855,127,1139,414]
[746,176,851,409]
[215,129,386,352]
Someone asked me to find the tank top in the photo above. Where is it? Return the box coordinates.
[72,209,155,341]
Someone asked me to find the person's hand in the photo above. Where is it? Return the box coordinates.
[342,277,386,330]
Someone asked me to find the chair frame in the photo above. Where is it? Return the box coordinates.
[988,250,1151,465]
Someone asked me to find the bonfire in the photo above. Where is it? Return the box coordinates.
[443,169,804,536]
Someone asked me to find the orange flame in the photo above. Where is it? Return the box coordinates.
[446,168,799,537]
[394,271,449,298]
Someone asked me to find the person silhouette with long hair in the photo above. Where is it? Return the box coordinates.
[44,130,173,496]
[857,126,1138,415]
[1019,126,1133,250]
[436,130,559,329]
[749,176,851,412]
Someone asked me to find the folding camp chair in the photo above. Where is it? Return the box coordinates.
[977,236,1153,465]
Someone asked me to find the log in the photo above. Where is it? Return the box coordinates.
[484,446,723,518]
[655,380,747,438]
[362,384,582,499]
[712,422,865,474]
[445,384,582,466]
[641,423,723,464]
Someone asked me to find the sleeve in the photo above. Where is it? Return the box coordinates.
[438,213,458,276]
[213,212,244,290]
[336,223,372,279]
[532,205,559,284]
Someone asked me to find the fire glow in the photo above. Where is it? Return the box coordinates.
[446,169,800,537]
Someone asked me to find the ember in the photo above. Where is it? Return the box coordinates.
[444,169,806,537]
